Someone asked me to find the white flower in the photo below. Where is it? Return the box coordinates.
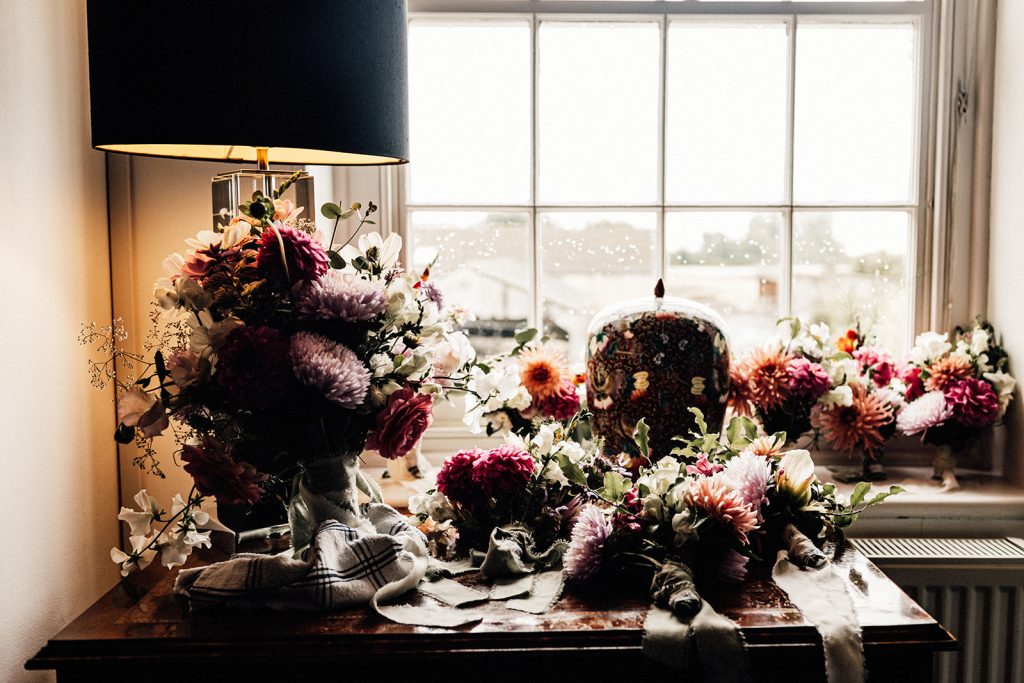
[910,332,951,365]
[776,450,816,507]
[821,385,854,408]
[666,481,692,512]
[556,440,586,465]
[532,423,558,456]
[170,494,209,526]
[983,371,1017,416]
[642,494,666,521]
[506,386,532,411]
[339,232,402,269]
[638,457,682,496]
[539,459,569,486]
[971,327,991,355]
[809,322,831,343]
[671,509,697,547]
[157,528,211,569]
[896,391,952,435]
[162,252,185,277]
[117,489,161,537]
[430,331,475,377]
[369,353,396,378]
[185,223,250,252]
[409,490,455,521]
[110,534,157,577]
[188,311,244,361]
[873,386,905,410]
[829,358,861,386]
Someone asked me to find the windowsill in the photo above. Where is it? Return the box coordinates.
[367,464,1024,539]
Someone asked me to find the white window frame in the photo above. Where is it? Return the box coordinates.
[384,0,994,464]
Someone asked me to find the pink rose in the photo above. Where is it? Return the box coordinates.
[686,453,723,477]
[854,347,896,388]
[117,386,169,437]
[366,388,434,460]
[899,364,925,402]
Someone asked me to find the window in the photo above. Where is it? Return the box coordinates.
[403,1,932,359]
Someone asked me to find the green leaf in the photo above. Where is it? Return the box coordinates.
[832,513,857,528]
[633,418,650,459]
[725,415,758,448]
[321,202,343,219]
[363,220,376,225]
[862,485,904,508]
[849,481,872,509]
[327,250,346,270]
[600,471,628,501]
[514,328,538,345]
[688,408,707,436]
[555,453,588,487]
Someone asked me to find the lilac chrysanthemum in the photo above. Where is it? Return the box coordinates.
[297,271,386,322]
[896,391,953,436]
[718,548,750,584]
[718,452,771,524]
[289,331,370,408]
[564,505,611,583]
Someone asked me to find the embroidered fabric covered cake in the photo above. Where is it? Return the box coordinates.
[586,280,731,460]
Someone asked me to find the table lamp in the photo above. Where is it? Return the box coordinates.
[86,0,409,227]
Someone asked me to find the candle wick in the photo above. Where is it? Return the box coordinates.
[654,278,665,299]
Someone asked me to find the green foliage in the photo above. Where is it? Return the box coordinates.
[633,418,650,459]
[327,250,346,270]
[599,471,628,503]
[830,484,904,529]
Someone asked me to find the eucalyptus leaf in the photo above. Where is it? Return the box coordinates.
[327,250,346,270]
[321,202,343,219]
[688,408,708,436]
[863,485,905,508]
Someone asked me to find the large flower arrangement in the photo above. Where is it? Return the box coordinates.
[895,320,1015,445]
[411,415,604,554]
[85,181,474,574]
[462,329,584,436]
[562,411,900,588]
[730,320,902,475]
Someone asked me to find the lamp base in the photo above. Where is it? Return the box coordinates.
[211,168,315,229]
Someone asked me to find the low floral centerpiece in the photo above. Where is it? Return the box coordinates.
[84,182,474,574]
[896,320,1015,490]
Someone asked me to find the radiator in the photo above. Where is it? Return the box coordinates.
[852,537,1024,683]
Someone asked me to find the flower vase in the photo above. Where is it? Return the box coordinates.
[863,449,886,482]
[932,444,960,493]
[288,449,384,551]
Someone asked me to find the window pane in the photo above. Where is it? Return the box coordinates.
[666,22,788,204]
[410,211,531,357]
[794,22,918,203]
[409,21,531,204]
[665,212,782,351]
[792,211,909,351]
[538,22,660,204]
[540,212,657,360]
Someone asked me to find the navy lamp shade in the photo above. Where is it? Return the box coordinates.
[85,0,409,167]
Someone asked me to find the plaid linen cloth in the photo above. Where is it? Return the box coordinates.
[175,503,428,612]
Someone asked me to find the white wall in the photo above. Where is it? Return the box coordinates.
[989,0,1024,486]
[0,1,120,680]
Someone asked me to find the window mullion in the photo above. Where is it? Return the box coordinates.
[657,14,668,284]
[530,12,542,332]
[781,13,798,320]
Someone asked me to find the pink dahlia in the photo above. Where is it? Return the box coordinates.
[854,346,896,388]
[718,452,772,524]
[564,505,612,582]
[365,388,434,460]
[786,357,831,399]
[473,444,535,497]
[436,448,486,508]
[289,331,370,408]
[216,325,293,407]
[945,378,1000,429]
[297,271,386,322]
[181,438,266,505]
[256,223,329,285]
[690,476,759,544]
[896,391,953,436]
[534,379,581,421]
